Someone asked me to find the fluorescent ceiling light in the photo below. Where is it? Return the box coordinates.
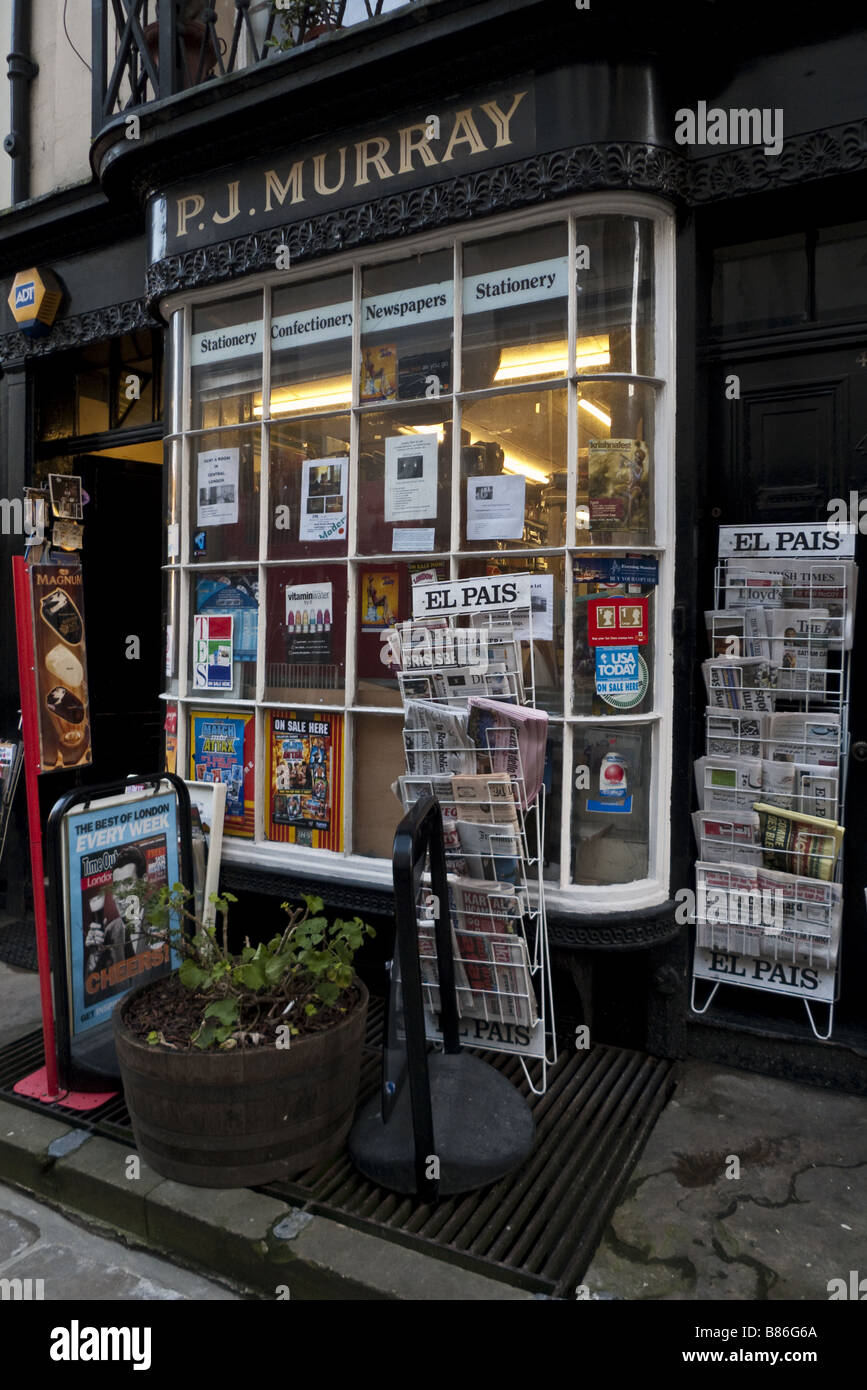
[502,452,551,485]
[494,336,610,381]
[578,398,612,429]
[255,377,352,416]
[397,425,446,442]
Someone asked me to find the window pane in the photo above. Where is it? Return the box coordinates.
[188,568,259,700]
[572,553,658,716]
[269,415,350,559]
[711,236,808,334]
[191,294,263,428]
[270,273,353,415]
[574,215,654,375]
[462,225,568,392]
[457,555,565,717]
[460,388,567,550]
[356,559,448,708]
[264,564,346,703]
[165,438,181,563]
[163,568,180,697]
[816,222,867,322]
[358,404,451,555]
[576,381,656,546]
[360,249,453,403]
[571,722,652,883]
[188,426,260,563]
[352,714,405,856]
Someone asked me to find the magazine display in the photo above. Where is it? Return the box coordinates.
[394,579,551,1062]
[692,534,855,1016]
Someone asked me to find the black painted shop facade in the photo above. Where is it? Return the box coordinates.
[1,3,866,1091]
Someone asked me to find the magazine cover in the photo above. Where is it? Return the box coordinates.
[189,709,255,837]
[266,709,344,849]
[64,793,181,1035]
[359,343,398,402]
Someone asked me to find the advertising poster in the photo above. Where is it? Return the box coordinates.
[266,710,344,850]
[48,473,84,521]
[300,458,347,542]
[398,349,452,399]
[359,343,397,402]
[384,433,438,522]
[586,439,650,531]
[466,475,526,540]
[360,569,398,632]
[587,595,649,647]
[29,563,92,772]
[285,580,333,662]
[195,573,258,662]
[163,705,177,775]
[189,709,255,837]
[193,614,233,689]
[197,447,240,527]
[64,792,181,1035]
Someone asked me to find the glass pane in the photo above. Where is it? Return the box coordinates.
[165,438,181,564]
[191,294,263,428]
[352,714,405,856]
[462,224,568,392]
[576,381,656,546]
[816,223,867,322]
[270,273,353,416]
[711,236,808,334]
[188,426,260,563]
[460,388,567,549]
[166,309,184,436]
[457,555,565,717]
[572,552,658,716]
[571,723,652,884]
[355,558,449,708]
[163,568,180,697]
[115,332,157,430]
[360,249,453,403]
[188,568,259,701]
[268,416,351,559]
[574,215,654,375]
[264,564,347,703]
[358,404,451,555]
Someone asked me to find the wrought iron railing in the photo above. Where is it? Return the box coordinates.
[92,0,418,136]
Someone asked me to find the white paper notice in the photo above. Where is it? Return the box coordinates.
[392,528,435,552]
[515,575,554,642]
[384,433,438,522]
[299,458,348,542]
[466,475,526,540]
[197,448,240,527]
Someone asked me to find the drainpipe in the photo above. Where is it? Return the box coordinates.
[5,0,38,205]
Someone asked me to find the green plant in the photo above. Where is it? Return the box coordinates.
[140,883,374,1051]
[266,0,342,51]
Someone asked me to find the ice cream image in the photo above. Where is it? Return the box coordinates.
[45,643,84,688]
[40,588,83,645]
[46,686,84,723]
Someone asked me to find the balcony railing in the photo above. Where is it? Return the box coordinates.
[92,0,418,135]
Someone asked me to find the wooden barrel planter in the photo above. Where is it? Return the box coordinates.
[113,980,368,1188]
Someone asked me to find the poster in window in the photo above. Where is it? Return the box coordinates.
[193,614,233,689]
[398,349,451,400]
[64,791,182,1036]
[360,569,398,632]
[384,433,438,522]
[195,573,258,661]
[29,563,92,772]
[197,448,239,527]
[586,439,650,532]
[466,475,526,540]
[266,710,344,850]
[360,343,397,403]
[189,709,255,837]
[299,458,347,542]
[285,580,333,662]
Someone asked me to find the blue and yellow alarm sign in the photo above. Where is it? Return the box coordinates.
[8,267,63,337]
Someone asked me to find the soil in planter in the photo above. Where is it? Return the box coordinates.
[123,972,362,1051]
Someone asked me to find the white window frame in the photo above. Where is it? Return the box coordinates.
[160,191,676,915]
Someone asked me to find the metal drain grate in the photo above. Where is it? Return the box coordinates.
[0,1004,676,1298]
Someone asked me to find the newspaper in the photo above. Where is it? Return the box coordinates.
[705,709,765,758]
[692,809,761,865]
[766,609,831,696]
[403,699,476,776]
[703,657,777,711]
[449,877,537,1026]
[763,712,840,765]
[754,802,844,881]
[694,756,762,813]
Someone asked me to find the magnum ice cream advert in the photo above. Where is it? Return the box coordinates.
[30,563,92,772]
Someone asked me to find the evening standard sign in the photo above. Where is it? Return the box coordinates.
[718,524,857,558]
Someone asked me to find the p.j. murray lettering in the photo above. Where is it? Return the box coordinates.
[176,94,527,237]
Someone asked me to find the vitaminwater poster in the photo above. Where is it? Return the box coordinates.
[29,563,92,772]
[189,710,255,837]
[266,710,344,850]
[285,580,333,662]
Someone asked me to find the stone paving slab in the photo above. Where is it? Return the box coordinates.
[583,1061,867,1301]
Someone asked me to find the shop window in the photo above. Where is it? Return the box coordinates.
[35,332,162,442]
[164,202,674,907]
[711,235,808,334]
[815,222,867,322]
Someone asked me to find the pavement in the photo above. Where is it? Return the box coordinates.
[1,951,866,1301]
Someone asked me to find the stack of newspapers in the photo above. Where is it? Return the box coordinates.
[692,555,853,971]
[392,613,549,1029]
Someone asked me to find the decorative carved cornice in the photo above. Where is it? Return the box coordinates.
[0,298,158,364]
[548,912,681,951]
[689,118,867,203]
[146,140,688,302]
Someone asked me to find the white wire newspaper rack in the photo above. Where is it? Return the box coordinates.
[692,541,856,1040]
[389,574,556,1094]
